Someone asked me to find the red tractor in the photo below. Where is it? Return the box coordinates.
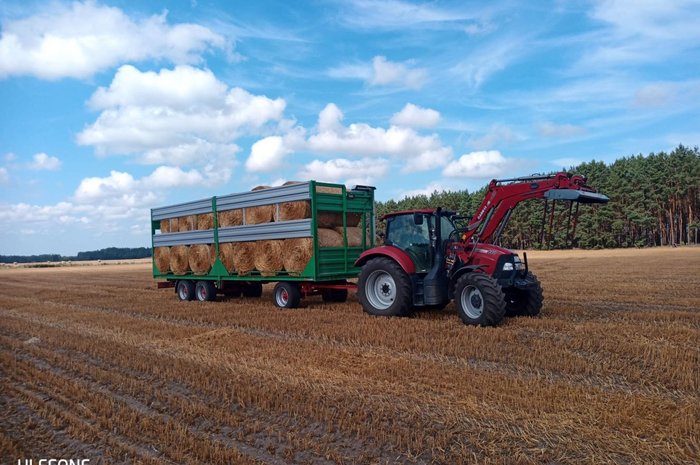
[355,172,609,326]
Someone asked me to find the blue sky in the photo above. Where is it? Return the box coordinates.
[1,0,699,255]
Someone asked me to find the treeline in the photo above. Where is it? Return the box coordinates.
[0,247,152,263]
[376,145,700,249]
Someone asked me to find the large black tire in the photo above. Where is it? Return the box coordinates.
[195,281,217,302]
[176,280,195,301]
[242,282,263,298]
[505,273,543,317]
[357,257,413,317]
[273,282,301,309]
[454,273,506,326]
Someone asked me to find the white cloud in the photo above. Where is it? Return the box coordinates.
[298,158,390,187]
[306,103,452,172]
[245,136,291,172]
[340,0,481,29]
[451,37,527,89]
[0,1,228,80]
[443,150,513,178]
[633,83,674,108]
[328,56,427,90]
[29,152,61,170]
[78,65,284,184]
[390,103,441,128]
[0,167,8,185]
[470,125,518,149]
[399,182,447,199]
[4,153,16,162]
[538,122,587,138]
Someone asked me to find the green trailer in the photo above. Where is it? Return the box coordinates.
[151,181,376,307]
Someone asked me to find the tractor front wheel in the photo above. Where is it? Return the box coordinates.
[505,273,544,317]
[454,273,506,326]
[358,257,413,317]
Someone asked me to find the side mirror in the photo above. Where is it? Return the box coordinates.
[413,213,424,225]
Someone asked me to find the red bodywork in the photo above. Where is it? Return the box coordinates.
[355,245,416,274]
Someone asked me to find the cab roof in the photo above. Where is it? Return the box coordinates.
[380,208,456,221]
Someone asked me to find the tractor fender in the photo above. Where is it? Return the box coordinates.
[354,246,416,274]
[448,265,484,299]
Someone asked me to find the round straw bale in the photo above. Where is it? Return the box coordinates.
[247,186,275,224]
[232,242,256,275]
[247,204,275,224]
[154,247,170,273]
[283,180,303,186]
[218,242,236,273]
[178,215,196,232]
[282,238,313,275]
[254,240,285,276]
[346,212,362,227]
[334,226,369,247]
[209,244,217,266]
[317,211,343,228]
[160,219,171,233]
[170,217,179,232]
[197,213,214,230]
[170,245,190,275]
[279,200,311,221]
[218,209,243,227]
[318,228,343,247]
[189,244,212,275]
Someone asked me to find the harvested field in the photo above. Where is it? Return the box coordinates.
[1,247,698,465]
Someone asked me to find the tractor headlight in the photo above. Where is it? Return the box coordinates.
[513,256,525,271]
[502,262,514,271]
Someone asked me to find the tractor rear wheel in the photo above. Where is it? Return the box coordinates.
[454,273,506,326]
[358,257,413,317]
[505,273,543,317]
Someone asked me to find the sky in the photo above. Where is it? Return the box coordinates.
[1,0,699,255]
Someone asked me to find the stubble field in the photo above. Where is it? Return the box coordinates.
[1,247,698,465]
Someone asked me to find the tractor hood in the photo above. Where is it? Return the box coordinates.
[544,189,609,204]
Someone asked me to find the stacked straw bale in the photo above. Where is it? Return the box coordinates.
[197,213,214,230]
[218,209,242,227]
[232,242,256,275]
[178,215,196,232]
[219,242,236,273]
[170,245,190,275]
[282,238,312,274]
[317,211,362,228]
[248,186,275,224]
[189,244,216,275]
[160,220,171,233]
[334,226,370,247]
[154,247,170,273]
[253,240,285,276]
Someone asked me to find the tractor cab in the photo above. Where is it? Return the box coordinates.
[383,209,457,273]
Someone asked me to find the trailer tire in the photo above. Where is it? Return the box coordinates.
[176,280,195,301]
[505,273,543,317]
[454,273,506,326]
[242,282,263,298]
[274,282,301,309]
[358,257,413,317]
[322,288,348,303]
[195,281,217,302]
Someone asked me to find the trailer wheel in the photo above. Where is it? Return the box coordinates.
[176,280,195,301]
[273,282,301,309]
[322,288,348,303]
[505,273,543,317]
[454,273,506,326]
[195,281,217,302]
[243,282,263,298]
[358,257,413,317]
